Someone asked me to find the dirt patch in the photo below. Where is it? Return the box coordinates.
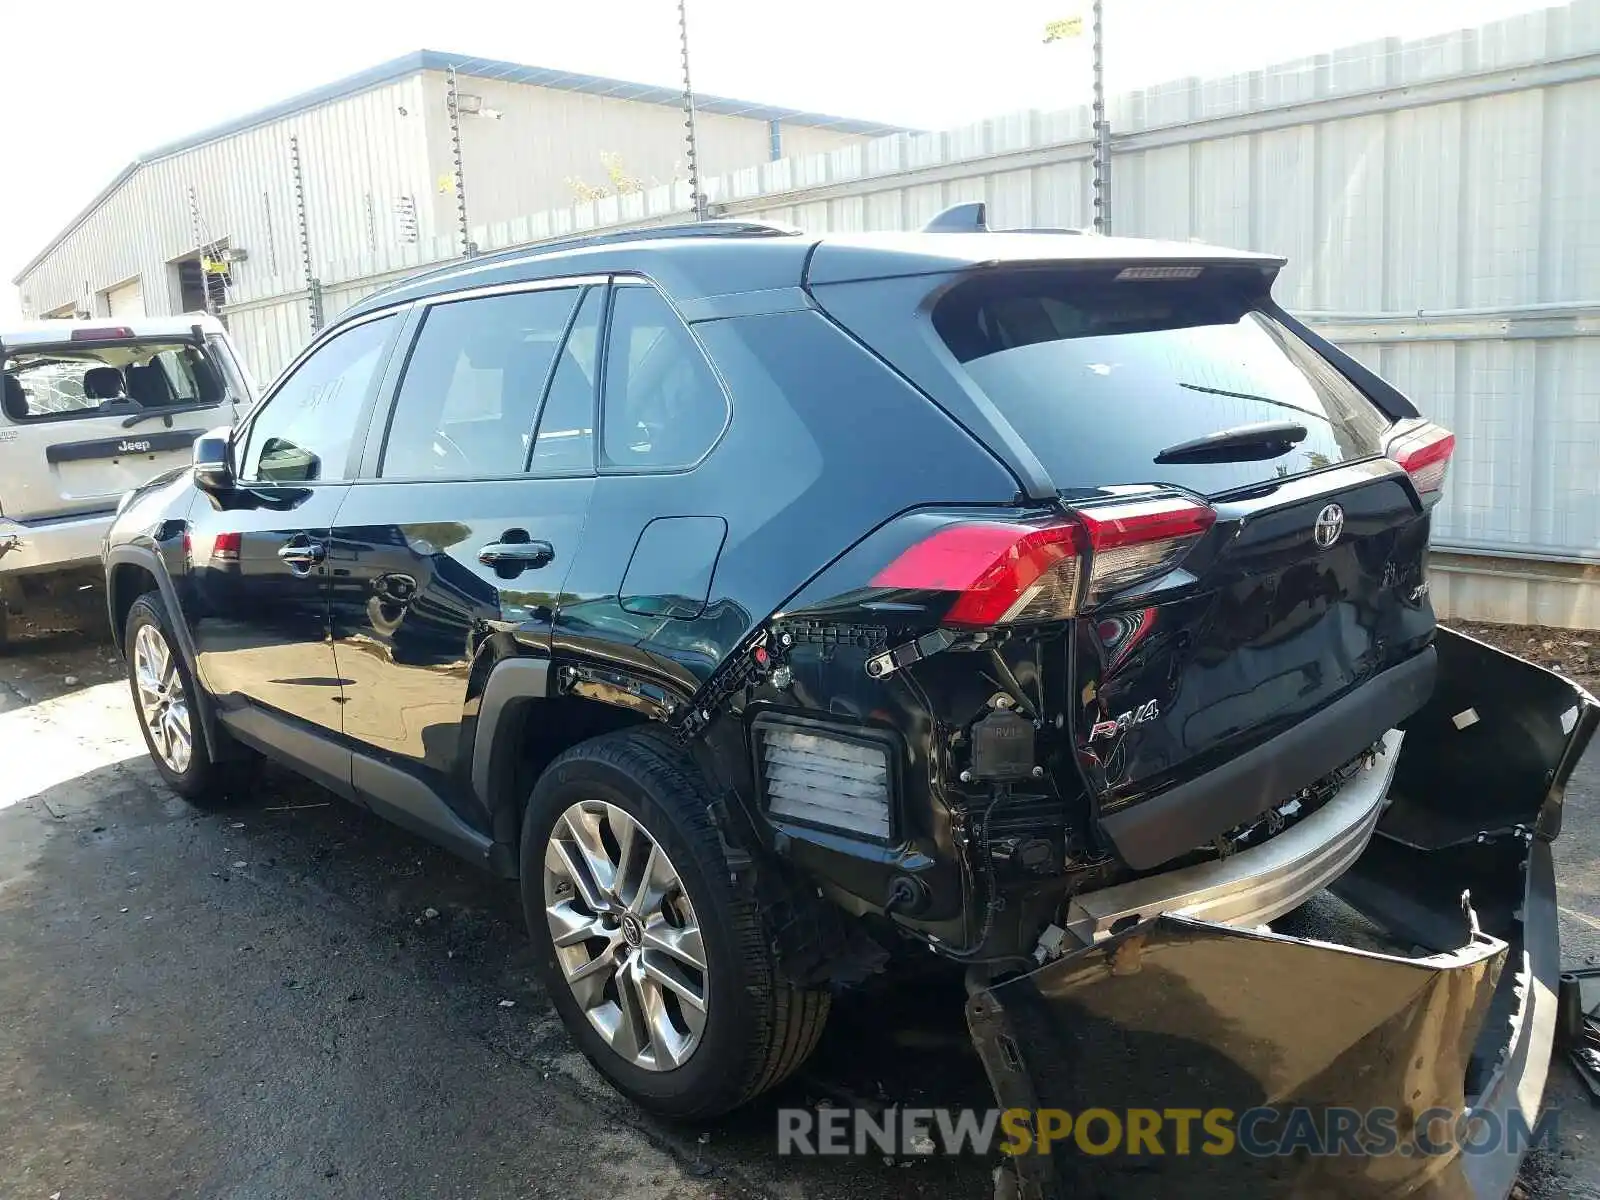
[1447,619,1600,694]
[0,575,123,708]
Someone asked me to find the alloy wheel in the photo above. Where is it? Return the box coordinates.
[543,800,708,1071]
[133,623,193,774]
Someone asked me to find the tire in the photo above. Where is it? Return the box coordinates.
[520,725,830,1119]
[124,590,241,807]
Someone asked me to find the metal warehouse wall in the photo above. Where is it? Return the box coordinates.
[16,67,878,331]
[226,0,1599,627]
[17,78,435,316]
[415,70,864,238]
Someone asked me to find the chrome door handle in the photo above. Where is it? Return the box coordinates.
[478,540,554,570]
[277,539,326,573]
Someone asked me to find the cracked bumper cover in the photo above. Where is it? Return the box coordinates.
[969,628,1599,1199]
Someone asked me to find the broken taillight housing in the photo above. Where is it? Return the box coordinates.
[871,496,1215,628]
[1386,420,1456,504]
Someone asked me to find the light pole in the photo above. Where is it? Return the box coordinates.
[678,0,707,221]
[446,65,473,256]
[1092,0,1110,234]
[1044,4,1110,233]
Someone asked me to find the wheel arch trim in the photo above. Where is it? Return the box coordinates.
[470,656,551,833]
[105,544,222,762]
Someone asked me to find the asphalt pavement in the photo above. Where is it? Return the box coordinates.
[2,591,1598,1200]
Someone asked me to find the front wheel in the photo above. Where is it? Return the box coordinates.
[124,591,241,806]
[521,726,829,1118]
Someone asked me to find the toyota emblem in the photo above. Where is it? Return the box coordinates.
[1313,503,1345,549]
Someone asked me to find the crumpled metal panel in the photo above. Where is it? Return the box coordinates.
[970,916,1507,1198]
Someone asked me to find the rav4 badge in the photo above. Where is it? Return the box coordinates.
[1088,699,1160,742]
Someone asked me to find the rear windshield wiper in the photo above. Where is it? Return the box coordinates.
[1155,420,1308,464]
[1177,381,1327,423]
[122,401,223,429]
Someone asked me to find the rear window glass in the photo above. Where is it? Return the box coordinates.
[933,269,1391,496]
[2,340,230,422]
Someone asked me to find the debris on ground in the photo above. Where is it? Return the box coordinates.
[1451,621,1600,690]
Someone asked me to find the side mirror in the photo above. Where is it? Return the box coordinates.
[192,427,236,498]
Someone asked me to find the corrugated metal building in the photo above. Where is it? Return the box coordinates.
[11,50,898,329]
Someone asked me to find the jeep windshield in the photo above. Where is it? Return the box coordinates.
[2,338,235,424]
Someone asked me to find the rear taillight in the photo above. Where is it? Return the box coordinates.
[871,495,1214,628]
[194,531,242,564]
[1386,420,1455,502]
[1073,496,1216,603]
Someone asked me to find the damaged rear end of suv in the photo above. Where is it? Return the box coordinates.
[720,216,1598,1195]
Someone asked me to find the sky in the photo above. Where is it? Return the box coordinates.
[0,0,1552,323]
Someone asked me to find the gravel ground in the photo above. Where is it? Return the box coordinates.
[2,587,1598,1199]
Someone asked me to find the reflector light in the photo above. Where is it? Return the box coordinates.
[1114,265,1203,282]
[1386,421,1456,499]
[758,725,892,840]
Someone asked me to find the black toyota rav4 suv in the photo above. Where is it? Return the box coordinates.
[107,212,1584,1153]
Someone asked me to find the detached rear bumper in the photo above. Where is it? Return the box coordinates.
[0,511,113,577]
[971,837,1556,1199]
[1065,730,1400,944]
[969,628,1596,1200]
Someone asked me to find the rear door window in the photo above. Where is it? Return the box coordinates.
[600,283,728,472]
[932,268,1391,496]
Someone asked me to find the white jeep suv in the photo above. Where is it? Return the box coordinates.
[1,315,253,644]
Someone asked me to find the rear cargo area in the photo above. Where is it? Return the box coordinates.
[815,260,1449,870]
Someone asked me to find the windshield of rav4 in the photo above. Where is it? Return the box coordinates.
[2,339,232,422]
[933,267,1393,497]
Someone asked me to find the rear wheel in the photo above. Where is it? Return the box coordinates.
[124,591,242,807]
[521,726,829,1118]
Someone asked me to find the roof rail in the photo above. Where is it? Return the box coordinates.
[366,219,804,300]
[530,218,805,258]
[921,202,1090,236]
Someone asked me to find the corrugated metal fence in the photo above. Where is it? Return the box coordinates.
[226,0,1600,626]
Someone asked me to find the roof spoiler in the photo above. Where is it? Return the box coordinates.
[922,201,1091,236]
